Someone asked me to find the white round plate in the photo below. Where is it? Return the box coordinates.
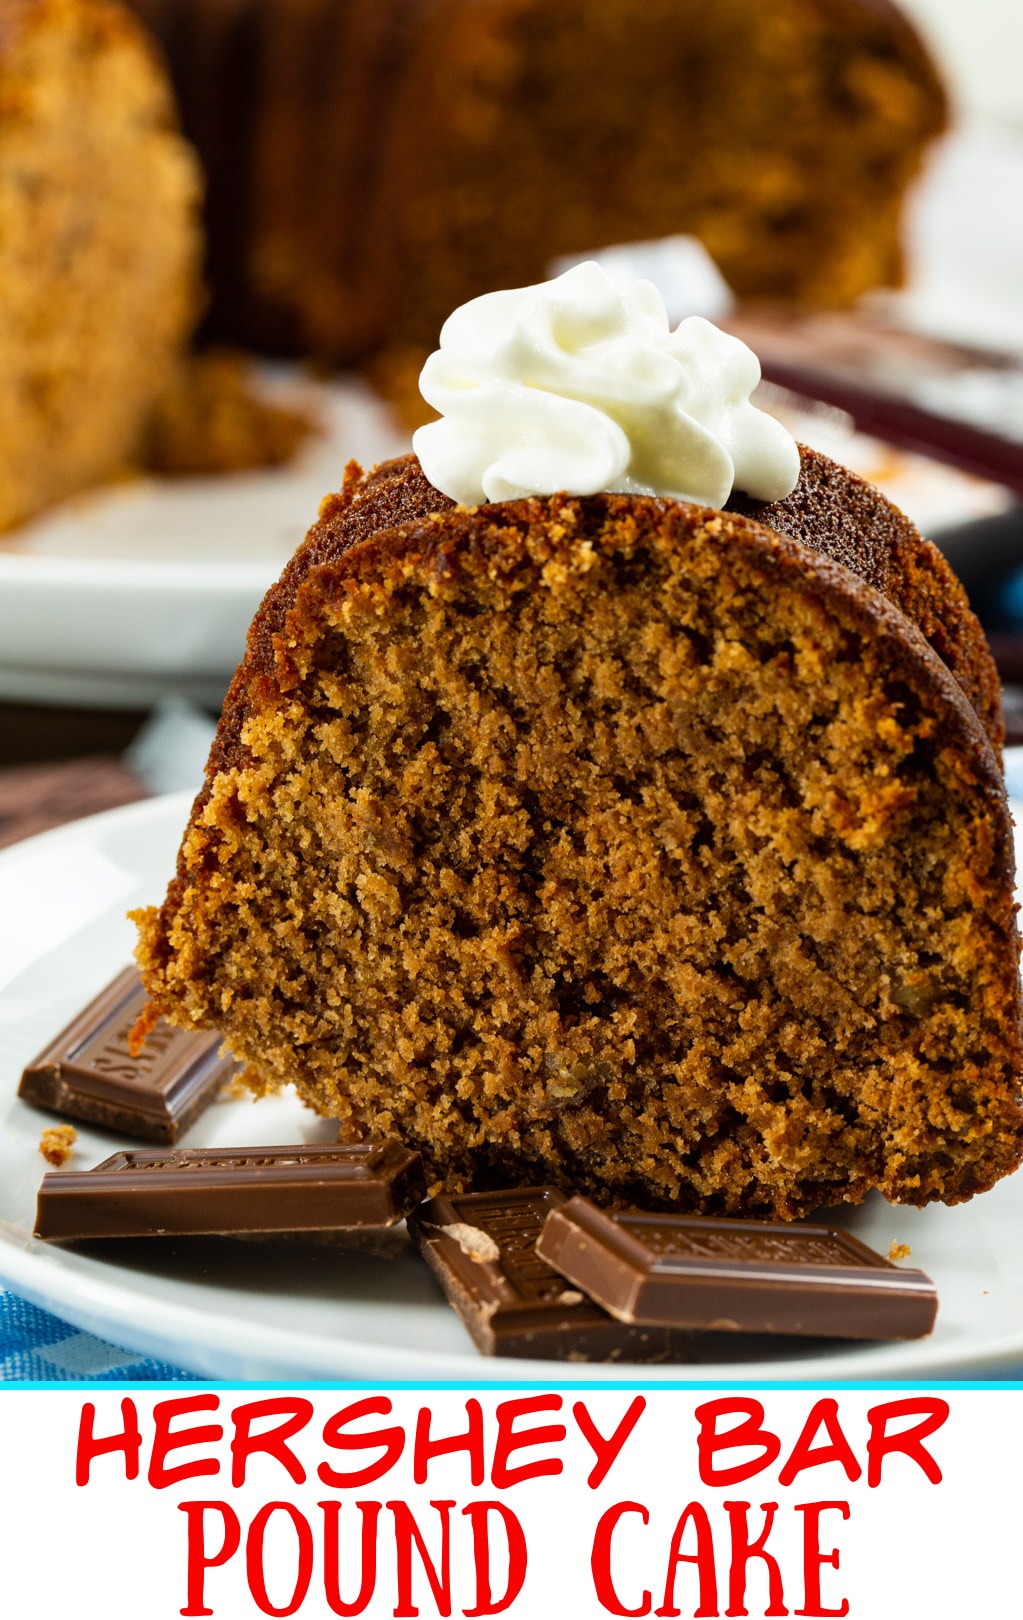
[0,375,407,709]
[2,792,1023,1382]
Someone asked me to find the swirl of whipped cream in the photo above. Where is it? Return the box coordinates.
[413,261,800,508]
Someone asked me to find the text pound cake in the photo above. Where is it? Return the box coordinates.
[0,0,202,532]
[134,264,1023,1219]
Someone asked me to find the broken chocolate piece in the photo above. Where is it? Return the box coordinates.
[537,1197,938,1341]
[407,1188,682,1361]
[18,967,233,1142]
[34,1140,426,1240]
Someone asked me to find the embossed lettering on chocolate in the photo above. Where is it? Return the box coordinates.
[408,1187,679,1360]
[134,452,1023,1217]
[536,1197,938,1339]
[18,968,233,1142]
[35,1141,426,1239]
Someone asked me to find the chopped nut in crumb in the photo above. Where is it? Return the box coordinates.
[888,1241,912,1261]
[39,1125,76,1166]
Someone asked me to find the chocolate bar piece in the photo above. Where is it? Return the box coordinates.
[18,968,233,1142]
[537,1197,937,1341]
[34,1141,426,1240]
[408,1188,681,1361]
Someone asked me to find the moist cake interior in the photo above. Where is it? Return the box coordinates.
[136,458,1023,1217]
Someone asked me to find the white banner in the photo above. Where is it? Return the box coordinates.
[0,1386,1015,1618]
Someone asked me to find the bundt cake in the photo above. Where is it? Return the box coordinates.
[134,271,1023,1220]
[0,0,202,533]
[125,0,947,363]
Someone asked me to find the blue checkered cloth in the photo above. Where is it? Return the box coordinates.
[0,1288,196,1381]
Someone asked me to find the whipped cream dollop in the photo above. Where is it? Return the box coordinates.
[413,261,800,508]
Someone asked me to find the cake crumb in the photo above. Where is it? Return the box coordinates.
[237,1064,283,1099]
[437,1222,501,1263]
[888,1240,912,1261]
[39,1125,76,1167]
[219,1073,253,1102]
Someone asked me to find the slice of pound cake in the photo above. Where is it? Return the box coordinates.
[134,266,1023,1217]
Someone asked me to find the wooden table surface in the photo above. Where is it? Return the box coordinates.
[0,702,151,849]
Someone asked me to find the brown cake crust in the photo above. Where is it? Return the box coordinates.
[125,0,947,362]
[730,446,1005,754]
[203,446,1004,769]
[136,453,1023,1218]
[352,0,948,359]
